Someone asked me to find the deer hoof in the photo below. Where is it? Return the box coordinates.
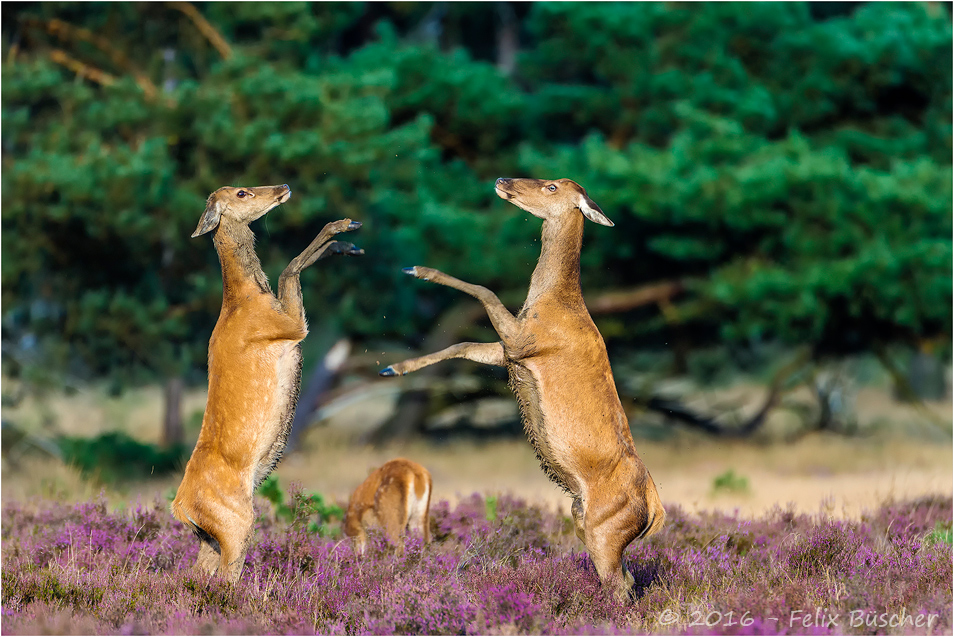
[347,221,362,231]
[347,246,364,256]
[402,267,417,276]
[379,366,400,377]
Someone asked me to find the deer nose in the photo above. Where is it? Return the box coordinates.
[496,178,511,187]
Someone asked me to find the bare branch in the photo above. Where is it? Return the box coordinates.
[49,49,117,87]
[496,3,518,76]
[645,346,812,437]
[168,2,233,61]
[873,344,950,431]
[587,280,685,315]
[25,18,158,99]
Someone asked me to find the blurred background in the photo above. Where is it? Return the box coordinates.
[2,2,951,516]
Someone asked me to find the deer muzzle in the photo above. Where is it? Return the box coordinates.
[495,177,514,200]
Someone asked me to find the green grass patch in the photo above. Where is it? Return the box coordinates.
[711,469,750,495]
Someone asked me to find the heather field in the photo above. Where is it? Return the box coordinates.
[1,491,951,635]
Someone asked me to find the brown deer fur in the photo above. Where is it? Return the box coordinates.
[344,458,432,556]
[171,184,361,582]
[380,178,665,600]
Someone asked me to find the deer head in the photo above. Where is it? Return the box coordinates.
[192,184,292,237]
[494,177,614,227]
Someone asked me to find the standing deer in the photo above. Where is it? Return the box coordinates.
[171,184,361,582]
[343,458,432,556]
[380,178,665,599]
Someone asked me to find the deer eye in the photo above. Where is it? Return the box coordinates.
[236,190,247,198]
[547,185,557,192]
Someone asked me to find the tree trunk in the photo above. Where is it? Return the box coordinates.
[496,3,518,76]
[907,350,946,401]
[162,377,184,447]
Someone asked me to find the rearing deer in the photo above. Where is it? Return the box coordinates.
[380,178,665,600]
[171,184,361,582]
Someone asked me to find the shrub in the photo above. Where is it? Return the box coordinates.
[1,494,950,634]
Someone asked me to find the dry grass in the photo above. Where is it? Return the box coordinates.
[275,430,953,520]
[2,377,951,520]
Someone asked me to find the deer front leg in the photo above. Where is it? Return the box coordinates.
[277,220,362,322]
[380,342,504,377]
[403,266,519,338]
[289,219,362,274]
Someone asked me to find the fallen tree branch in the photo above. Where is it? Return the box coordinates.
[642,346,812,437]
[588,280,686,315]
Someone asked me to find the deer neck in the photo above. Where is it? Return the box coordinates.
[525,213,584,309]
[213,222,270,303]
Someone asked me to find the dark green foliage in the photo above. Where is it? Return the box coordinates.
[256,475,291,518]
[56,432,188,483]
[256,475,344,537]
[2,2,950,386]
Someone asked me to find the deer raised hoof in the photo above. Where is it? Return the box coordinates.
[379,366,400,377]
[381,177,664,601]
[325,241,364,257]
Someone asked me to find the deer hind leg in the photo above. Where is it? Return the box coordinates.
[376,483,409,556]
[571,496,586,543]
[208,500,255,584]
[352,528,369,556]
[174,493,225,576]
[583,498,643,601]
[421,476,432,545]
[381,341,504,376]
[196,537,221,575]
[574,496,635,599]
[585,527,633,601]
[406,474,432,545]
[218,522,254,584]
[402,266,519,339]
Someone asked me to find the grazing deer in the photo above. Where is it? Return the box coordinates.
[380,178,665,599]
[344,458,432,556]
[171,184,361,582]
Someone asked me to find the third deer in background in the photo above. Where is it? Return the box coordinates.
[344,458,432,556]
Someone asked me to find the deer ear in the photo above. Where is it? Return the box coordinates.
[578,194,614,227]
[192,197,225,237]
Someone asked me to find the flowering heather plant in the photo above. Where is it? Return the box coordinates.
[2,492,950,635]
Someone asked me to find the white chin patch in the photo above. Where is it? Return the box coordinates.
[495,187,512,200]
